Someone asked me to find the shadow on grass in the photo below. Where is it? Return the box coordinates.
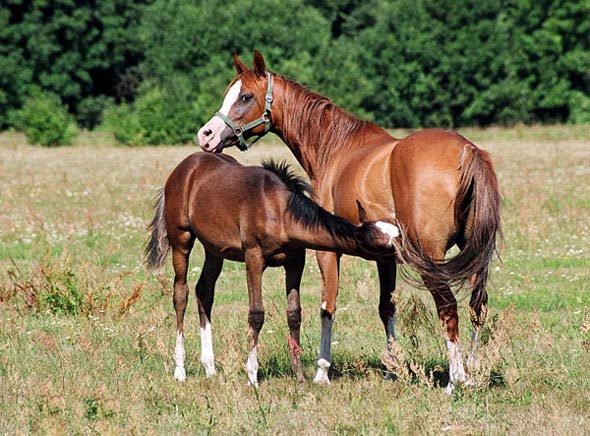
[258,351,505,389]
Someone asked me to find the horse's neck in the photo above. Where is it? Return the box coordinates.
[288,218,359,255]
[274,77,392,181]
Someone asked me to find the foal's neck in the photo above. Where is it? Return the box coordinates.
[273,75,392,181]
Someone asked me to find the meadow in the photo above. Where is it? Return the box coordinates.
[1,125,589,434]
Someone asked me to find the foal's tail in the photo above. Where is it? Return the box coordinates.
[145,188,170,270]
[393,144,502,294]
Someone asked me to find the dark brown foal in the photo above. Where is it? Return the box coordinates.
[145,152,398,385]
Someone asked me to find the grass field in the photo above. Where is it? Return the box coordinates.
[1,126,589,434]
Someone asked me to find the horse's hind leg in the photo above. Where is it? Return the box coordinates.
[424,277,467,394]
[195,249,224,377]
[377,260,397,379]
[284,253,306,383]
[172,243,193,381]
[245,248,266,386]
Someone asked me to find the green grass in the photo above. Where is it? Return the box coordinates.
[1,126,589,434]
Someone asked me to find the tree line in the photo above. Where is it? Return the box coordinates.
[1,0,589,145]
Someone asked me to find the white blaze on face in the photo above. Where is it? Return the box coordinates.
[197,80,242,150]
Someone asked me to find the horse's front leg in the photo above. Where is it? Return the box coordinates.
[377,260,397,379]
[284,252,306,383]
[195,250,224,377]
[172,245,192,382]
[425,277,467,394]
[313,250,341,384]
[245,248,266,386]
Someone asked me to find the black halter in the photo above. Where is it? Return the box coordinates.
[215,73,274,151]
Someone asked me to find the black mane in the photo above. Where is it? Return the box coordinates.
[262,159,358,240]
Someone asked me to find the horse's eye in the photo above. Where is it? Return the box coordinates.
[240,94,253,103]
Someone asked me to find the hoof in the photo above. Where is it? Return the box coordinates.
[201,357,216,377]
[174,366,186,382]
[384,371,398,381]
[313,358,331,384]
[312,373,331,384]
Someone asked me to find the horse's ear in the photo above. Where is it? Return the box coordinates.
[253,49,266,77]
[356,200,368,223]
[233,51,248,75]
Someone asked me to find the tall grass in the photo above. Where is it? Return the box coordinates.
[0,127,589,434]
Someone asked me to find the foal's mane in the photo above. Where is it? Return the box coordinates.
[261,159,359,240]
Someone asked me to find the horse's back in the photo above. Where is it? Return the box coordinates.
[164,152,289,260]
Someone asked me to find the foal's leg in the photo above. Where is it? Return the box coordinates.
[424,277,467,394]
[195,250,224,377]
[284,253,306,383]
[245,248,266,386]
[172,244,193,381]
[377,260,397,379]
[313,250,341,384]
[467,271,489,372]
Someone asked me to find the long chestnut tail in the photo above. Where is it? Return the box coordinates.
[145,188,170,270]
[392,144,502,294]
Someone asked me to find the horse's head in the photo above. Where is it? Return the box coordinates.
[198,50,273,153]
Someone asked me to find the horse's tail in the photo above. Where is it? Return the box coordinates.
[393,144,501,293]
[145,188,170,270]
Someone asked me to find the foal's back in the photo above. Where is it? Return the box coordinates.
[164,153,289,261]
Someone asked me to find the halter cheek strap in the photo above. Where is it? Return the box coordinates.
[215,73,274,151]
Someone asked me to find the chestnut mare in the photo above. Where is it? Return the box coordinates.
[197,51,501,393]
[145,152,398,385]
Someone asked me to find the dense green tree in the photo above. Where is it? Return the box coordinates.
[138,0,330,129]
[1,0,588,142]
[0,0,149,129]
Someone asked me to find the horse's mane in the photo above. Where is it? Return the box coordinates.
[261,159,359,240]
[277,75,392,169]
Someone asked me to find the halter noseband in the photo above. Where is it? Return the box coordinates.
[215,73,274,151]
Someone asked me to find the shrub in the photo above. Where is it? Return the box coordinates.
[100,103,144,146]
[100,84,200,145]
[12,91,77,146]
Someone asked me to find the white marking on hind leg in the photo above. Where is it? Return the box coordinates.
[445,339,466,394]
[200,320,216,377]
[246,346,259,387]
[173,331,186,381]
